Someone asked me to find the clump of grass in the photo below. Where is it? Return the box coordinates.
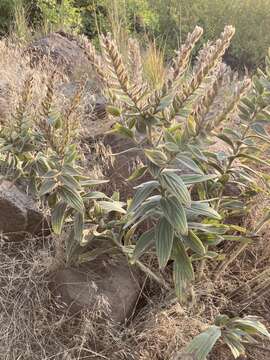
[12,0,32,43]
[0,237,119,360]
[143,40,166,90]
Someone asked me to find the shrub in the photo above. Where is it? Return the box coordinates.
[78,26,270,297]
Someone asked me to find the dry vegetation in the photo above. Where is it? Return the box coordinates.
[1,24,270,360]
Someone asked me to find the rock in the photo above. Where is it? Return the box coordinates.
[27,32,93,79]
[51,255,141,323]
[0,180,45,240]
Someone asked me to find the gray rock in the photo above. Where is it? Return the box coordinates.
[51,255,141,323]
[0,180,45,240]
[27,32,92,78]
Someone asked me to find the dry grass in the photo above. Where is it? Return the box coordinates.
[143,40,166,90]
[0,235,208,360]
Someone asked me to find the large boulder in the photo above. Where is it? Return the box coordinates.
[0,180,45,240]
[27,32,92,78]
[51,255,141,324]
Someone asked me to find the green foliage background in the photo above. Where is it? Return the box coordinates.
[1,0,270,69]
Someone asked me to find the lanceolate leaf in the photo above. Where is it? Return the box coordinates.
[223,333,245,359]
[184,325,222,360]
[185,202,221,220]
[110,123,134,139]
[51,201,67,234]
[124,195,162,228]
[128,181,159,213]
[128,166,148,181]
[173,237,194,299]
[79,179,109,186]
[59,174,81,191]
[180,174,217,185]
[231,317,270,338]
[237,153,270,168]
[217,133,235,150]
[155,217,174,268]
[39,178,57,197]
[59,186,85,214]
[144,149,168,166]
[160,196,188,235]
[188,222,228,234]
[99,201,126,214]
[83,191,108,200]
[160,171,191,206]
[183,230,206,255]
[131,228,155,263]
[74,212,84,243]
[175,154,204,175]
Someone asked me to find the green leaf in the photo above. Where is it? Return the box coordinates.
[188,222,228,234]
[106,105,121,117]
[184,325,222,360]
[222,235,252,244]
[43,169,60,178]
[99,201,126,214]
[124,195,162,228]
[253,75,264,94]
[51,201,67,234]
[164,142,179,152]
[160,171,191,206]
[144,149,168,166]
[59,174,81,191]
[74,212,84,243]
[35,155,50,175]
[79,179,109,186]
[183,230,206,255]
[217,133,235,150]
[156,93,174,112]
[131,228,155,263]
[175,154,204,175]
[231,317,270,338]
[215,314,230,326]
[186,115,197,136]
[59,186,85,214]
[223,128,241,139]
[155,217,174,269]
[223,333,245,359]
[65,230,81,264]
[188,144,207,161]
[237,153,270,168]
[83,191,108,200]
[241,97,255,111]
[180,174,217,185]
[185,202,221,220]
[198,232,224,246]
[128,166,148,181]
[160,196,188,235]
[251,122,268,136]
[110,123,134,139]
[128,180,159,213]
[173,237,194,299]
[64,145,78,164]
[164,129,176,143]
[62,164,81,176]
[39,178,57,196]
